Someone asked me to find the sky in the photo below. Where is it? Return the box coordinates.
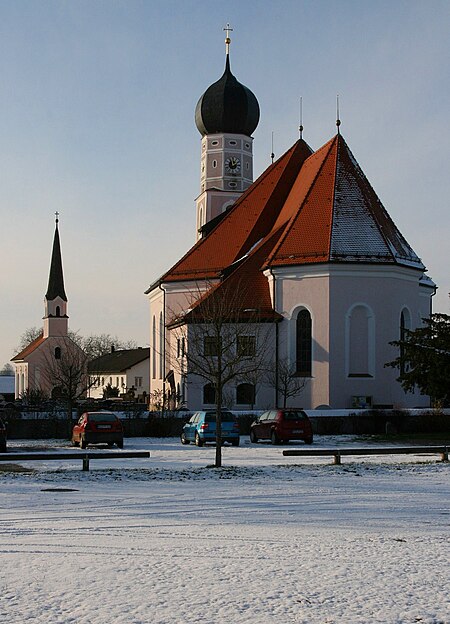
[1,0,449,368]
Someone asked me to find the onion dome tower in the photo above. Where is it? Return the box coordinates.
[194,25,260,239]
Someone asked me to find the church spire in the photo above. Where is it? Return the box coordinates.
[45,212,67,302]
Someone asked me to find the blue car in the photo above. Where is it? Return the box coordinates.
[181,411,240,447]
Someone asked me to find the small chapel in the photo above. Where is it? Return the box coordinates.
[146,31,435,411]
[12,216,85,399]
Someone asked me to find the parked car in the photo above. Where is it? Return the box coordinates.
[0,417,7,453]
[181,411,240,446]
[250,408,313,445]
[72,411,124,449]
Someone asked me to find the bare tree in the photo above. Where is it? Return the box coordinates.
[39,337,92,437]
[265,358,307,408]
[15,328,137,361]
[80,334,138,361]
[15,327,43,354]
[0,363,14,376]
[168,279,274,468]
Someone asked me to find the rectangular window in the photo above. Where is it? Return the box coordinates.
[237,335,256,357]
[204,336,219,356]
[135,377,143,388]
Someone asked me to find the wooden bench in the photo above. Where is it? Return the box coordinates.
[0,451,150,471]
[283,446,449,465]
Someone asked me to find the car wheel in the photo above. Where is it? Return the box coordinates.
[107,442,114,447]
[181,432,190,445]
[271,430,280,445]
[304,436,313,445]
[0,443,6,453]
[195,432,203,447]
[231,438,240,447]
[249,430,258,443]
[80,436,87,449]
[117,440,124,449]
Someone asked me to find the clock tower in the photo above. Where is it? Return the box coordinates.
[194,26,260,239]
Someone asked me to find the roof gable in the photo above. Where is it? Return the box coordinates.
[11,333,45,361]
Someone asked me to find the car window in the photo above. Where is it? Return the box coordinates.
[189,414,199,423]
[205,412,234,423]
[88,413,118,422]
[259,411,268,421]
[283,410,307,420]
[269,411,278,420]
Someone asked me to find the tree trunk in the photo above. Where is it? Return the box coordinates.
[215,384,222,468]
[67,398,74,439]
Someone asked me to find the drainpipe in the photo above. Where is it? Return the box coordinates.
[158,282,166,398]
[268,268,279,407]
[430,284,437,317]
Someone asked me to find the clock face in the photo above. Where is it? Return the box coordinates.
[225,156,241,174]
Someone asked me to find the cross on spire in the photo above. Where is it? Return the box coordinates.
[224,23,233,55]
[55,211,59,225]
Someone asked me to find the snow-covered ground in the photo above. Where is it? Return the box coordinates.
[0,436,449,624]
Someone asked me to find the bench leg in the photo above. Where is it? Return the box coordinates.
[82,456,90,471]
[333,452,341,465]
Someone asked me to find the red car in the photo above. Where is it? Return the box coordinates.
[72,411,124,449]
[250,408,313,445]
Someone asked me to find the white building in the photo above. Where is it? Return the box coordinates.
[88,348,150,401]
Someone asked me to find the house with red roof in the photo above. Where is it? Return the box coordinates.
[146,35,435,411]
[11,217,86,399]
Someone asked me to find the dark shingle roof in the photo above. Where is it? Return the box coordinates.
[88,348,150,373]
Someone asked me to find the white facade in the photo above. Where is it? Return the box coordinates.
[89,357,150,400]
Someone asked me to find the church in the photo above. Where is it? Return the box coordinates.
[146,32,435,411]
[12,216,86,399]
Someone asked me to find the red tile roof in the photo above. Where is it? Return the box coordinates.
[11,333,45,361]
[158,132,426,322]
[160,138,313,283]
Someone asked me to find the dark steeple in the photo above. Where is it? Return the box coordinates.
[45,213,67,302]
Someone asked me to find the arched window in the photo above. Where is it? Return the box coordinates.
[203,383,216,405]
[54,347,61,360]
[55,306,60,317]
[296,309,312,376]
[236,383,255,405]
[346,304,375,377]
[152,316,156,379]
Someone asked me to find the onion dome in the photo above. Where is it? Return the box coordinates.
[195,55,260,137]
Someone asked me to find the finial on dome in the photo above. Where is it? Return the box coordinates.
[336,94,341,133]
[271,131,275,164]
[55,211,59,226]
[224,23,233,56]
[299,97,304,139]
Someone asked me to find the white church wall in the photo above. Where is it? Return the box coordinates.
[328,265,432,409]
[274,268,331,409]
